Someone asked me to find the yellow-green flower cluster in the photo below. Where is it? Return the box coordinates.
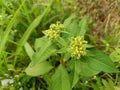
[50,21,64,31]
[69,37,87,59]
[45,22,64,39]
[45,29,59,39]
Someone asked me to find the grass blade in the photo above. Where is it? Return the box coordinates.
[14,0,54,65]
[0,0,26,54]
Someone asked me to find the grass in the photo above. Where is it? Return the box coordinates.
[0,0,26,54]
[0,0,120,89]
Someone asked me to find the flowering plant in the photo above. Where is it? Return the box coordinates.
[24,14,118,90]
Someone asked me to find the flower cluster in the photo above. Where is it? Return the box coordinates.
[69,37,87,59]
[50,21,64,31]
[45,22,64,39]
[45,29,59,39]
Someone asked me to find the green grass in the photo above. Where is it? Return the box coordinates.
[0,0,26,54]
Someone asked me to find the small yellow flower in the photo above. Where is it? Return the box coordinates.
[69,36,87,59]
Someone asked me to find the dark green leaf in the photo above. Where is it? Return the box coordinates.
[81,48,118,74]
[79,59,99,77]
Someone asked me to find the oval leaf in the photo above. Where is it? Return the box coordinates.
[25,61,53,76]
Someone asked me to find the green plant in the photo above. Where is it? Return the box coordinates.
[24,14,118,90]
[0,0,120,89]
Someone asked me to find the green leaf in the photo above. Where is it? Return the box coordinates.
[24,42,34,61]
[78,16,88,37]
[34,36,48,50]
[70,60,81,88]
[56,47,68,54]
[31,38,56,66]
[57,37,68,47]
[25,61,53,76]
[15,13,47,55]
[63,52,71,62]
[63,14,89,39]
[44,75,52,90]
[52,65,71,90]
[64,14,77,28]
[80,59,99,76]
[63,14,79,38]
[71,72,79,88]
[83,48,118,73]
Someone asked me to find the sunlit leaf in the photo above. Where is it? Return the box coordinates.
[25,61,53,76]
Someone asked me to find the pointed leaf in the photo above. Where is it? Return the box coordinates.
[70,60,81,88]
[88,48,118,73]
[63,14,79,39]
[78,16,88,37]
[24,42,34,61]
